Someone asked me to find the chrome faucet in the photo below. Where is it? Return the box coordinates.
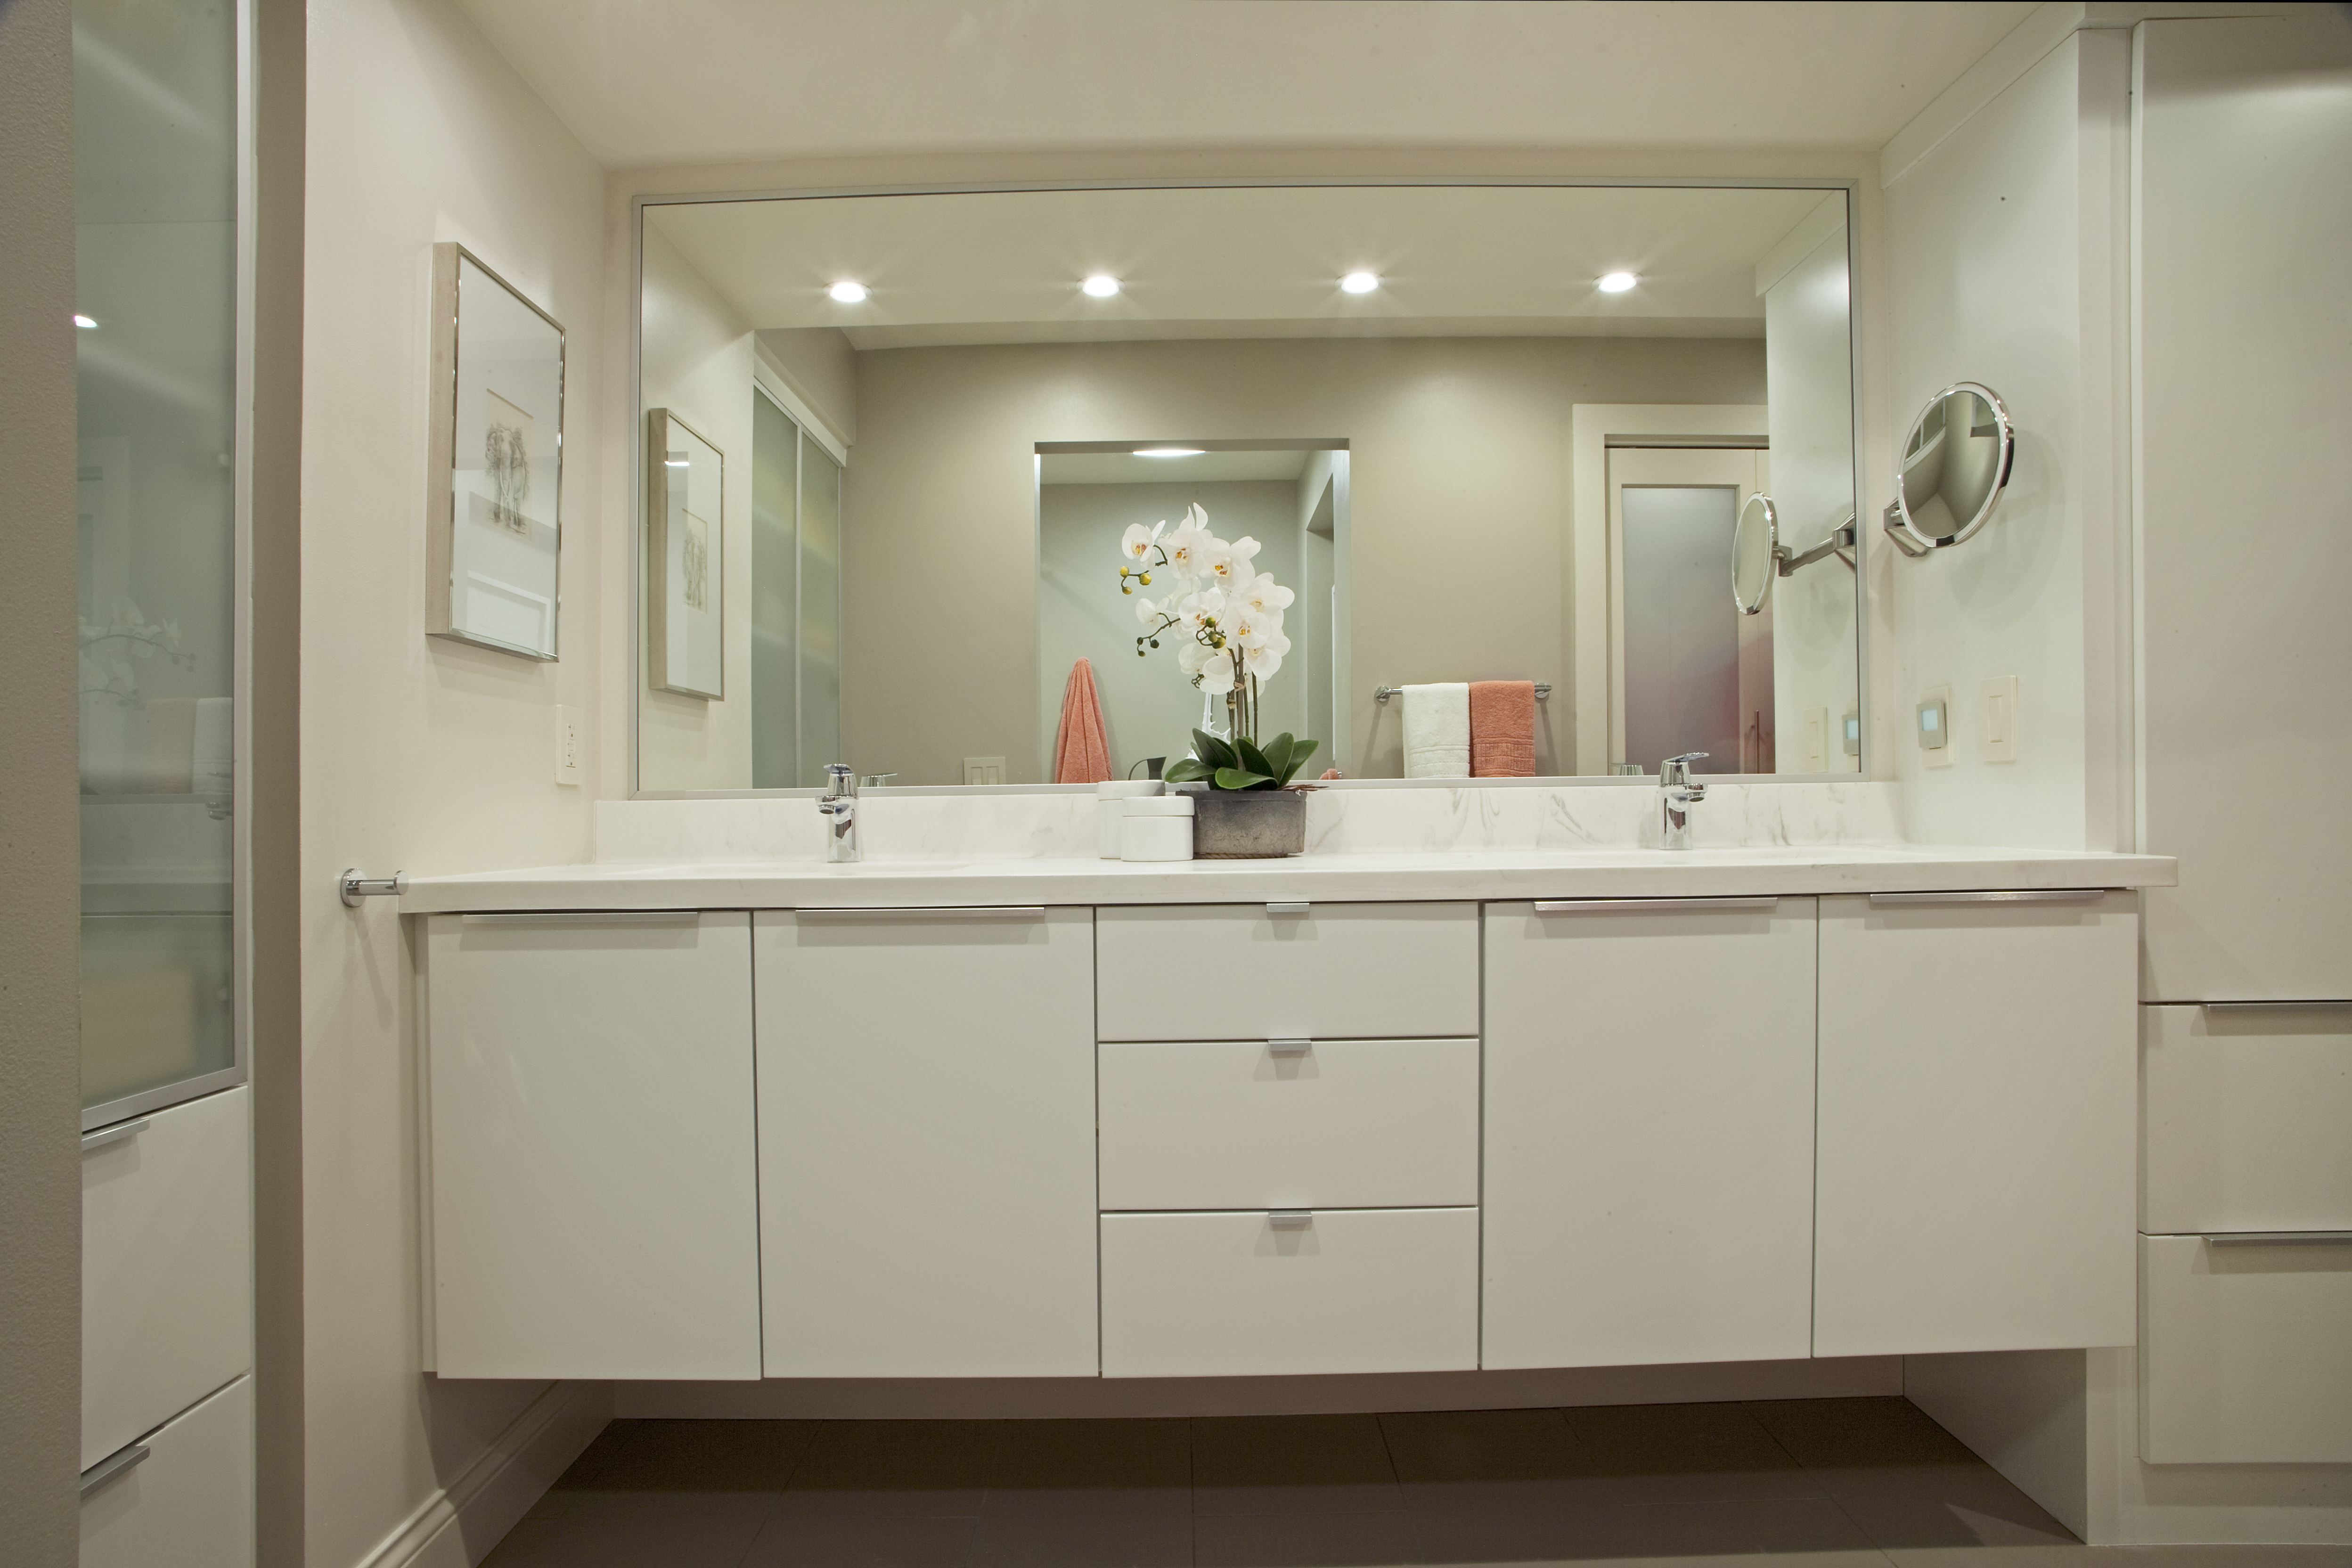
[819,763,860,863]
[1659,752,1708,850]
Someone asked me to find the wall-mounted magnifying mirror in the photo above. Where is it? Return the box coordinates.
[1883,382,2013,555]
[1734,494,1858,617]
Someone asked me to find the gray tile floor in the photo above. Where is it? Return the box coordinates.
[485,1396,2350,1567]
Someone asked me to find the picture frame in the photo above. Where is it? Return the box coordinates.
[425,242,564,660]
[645,408,725,698]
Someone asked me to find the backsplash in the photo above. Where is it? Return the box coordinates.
[596,782,1906,864]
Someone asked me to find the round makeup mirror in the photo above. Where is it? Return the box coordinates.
[1733,493,1778,615]
[1885,382,2014,555]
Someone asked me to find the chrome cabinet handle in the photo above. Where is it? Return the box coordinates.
[462,910,699,924]
[2204,1000,2352,1013]
[795,905,1047,921]
[81,1119,150,1153]
[1267,1210,1313,1226]
[1266,902,1310,916]
[2204,1231,2352,1246]
[1267,1038,1312,1054]
[80,1442,150,1498]
[1869,889,2108,906]
[1532,897,1777,914]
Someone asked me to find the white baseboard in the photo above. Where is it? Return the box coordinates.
[353,1380,612,1568]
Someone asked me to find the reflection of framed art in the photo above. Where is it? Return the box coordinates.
[646,408,724,698]
[426,243,564,659]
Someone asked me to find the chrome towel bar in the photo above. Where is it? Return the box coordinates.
[1376,683,1550,704]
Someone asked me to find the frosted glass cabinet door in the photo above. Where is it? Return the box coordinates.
[1813,892,2138,1356]
[422,911,761,1379]
[755,907,1098,1376]
[1481,898,1818,1370]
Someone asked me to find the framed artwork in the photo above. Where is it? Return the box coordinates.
[426,243,564,659]
[646,408,725,698]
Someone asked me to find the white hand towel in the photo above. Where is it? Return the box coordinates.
[1403,682,1470,778]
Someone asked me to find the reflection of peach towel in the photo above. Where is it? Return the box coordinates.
[1470,681,1536,777]
[1053,658,1113,784]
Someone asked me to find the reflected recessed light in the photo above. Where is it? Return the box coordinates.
[1597,271,1639,294]
[828,280,868,303]
[1339,271,1380,295]
[73,314,98,328]
[1134,448,1204,458]
[1082,274,1121,298]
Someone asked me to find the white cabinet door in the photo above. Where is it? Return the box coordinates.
[755,906,1097,1377]
[1815,891,2137,1357]
[2141,1233,2352,1463]
[1481,898,1818,1370]
[81,1373,253,1568]
[423,911,760,1380]
[82,1086,252,1470]
[2142,1003,2352,1234]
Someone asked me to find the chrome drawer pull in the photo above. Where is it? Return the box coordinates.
[462,909,699,924]
[2204,1231,2352,1246]
[1267,1210,1314,1226]
[1267,1038,1313,1054]
[2204,1000,2352,1013]
[1266,902,1310,916]
[1532,897,1777,914]
[80,1442,150,1498]
[81,1119,150,1153]
[795,906,1046,921]
[1868,889,2107,906]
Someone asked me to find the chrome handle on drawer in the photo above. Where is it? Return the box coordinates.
[80,1442,150,1498]
[1267,1210,1314,1226]
[81,1118,149,1153]
[1266,902,1310,916]
[1267,1038,1312,1054]
[2204,1231,2352,1246]
[463,909,699,924]
[1868,889,2107,906]
[1532,897,1777,914]
[2203,1000,2352,1013]
[795,906,1047,921]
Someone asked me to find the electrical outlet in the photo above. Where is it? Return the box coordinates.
[1979,676,2019,763]
[1918,685,1953,768]
[963,755,1006,787]
[553,705,584,786]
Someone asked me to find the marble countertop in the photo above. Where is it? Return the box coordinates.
[397,843,2176,914]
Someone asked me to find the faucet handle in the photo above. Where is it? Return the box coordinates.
[823,762,856,798]
[1660,751,1709,786]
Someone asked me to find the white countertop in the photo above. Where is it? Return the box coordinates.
[397,843,2176,914]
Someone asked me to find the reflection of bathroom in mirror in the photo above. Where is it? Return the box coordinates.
[635,183,1860,790]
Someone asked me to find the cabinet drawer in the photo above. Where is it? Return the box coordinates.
[2143,1004,2352,1233]
[1096,902,1478,1041]
[1100,1208,1478,1378]
[1100,1037,1477,1210]
[82,1086,252,1470]
[2141,1233,2352,1463]
[81,1374,253,1568]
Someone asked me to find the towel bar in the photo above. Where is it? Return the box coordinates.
[1375,683,1550,704]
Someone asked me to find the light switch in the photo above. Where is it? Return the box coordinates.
[553,705,584,785]
[1918,686,1953,768]
[963,756,1006,786]
[1802,707,1829,773]
[1980,676,2019,763]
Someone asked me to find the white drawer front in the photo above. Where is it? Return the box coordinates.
[1095,903,1478,1042]
[2141,1233,2352,1463]
[81,1374,253,1568]
[1099,1037,1478,1210]
[2143,1004,2352,1233]
[1100,1208,1478,1378]
[82,1086,252,1470]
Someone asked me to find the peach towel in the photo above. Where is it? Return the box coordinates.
[1470,680,1537,777]
[1053,657,1113,784]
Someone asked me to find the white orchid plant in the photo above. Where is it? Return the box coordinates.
[1118,503,1320,790]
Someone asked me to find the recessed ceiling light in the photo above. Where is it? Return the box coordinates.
[828,280,868,304]
[73,314,97,328]
[1134,448,1205,458]
[1597,271,1639,294]
[1339,271,1380,295]
[1082,274,1121,298]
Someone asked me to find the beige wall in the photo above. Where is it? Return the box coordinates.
[299,1,607,1563]
[845,335,1763,783]
[0,0,85,1558]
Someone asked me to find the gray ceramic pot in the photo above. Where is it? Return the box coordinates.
[1189,788,1307,858]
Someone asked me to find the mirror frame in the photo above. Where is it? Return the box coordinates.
[1883,380,2015,556]
[1732,493,1779,616]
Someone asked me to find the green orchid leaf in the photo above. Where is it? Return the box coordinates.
[1234,736,1274,778]
[1190,728,1238,772]
[1277,736,1320,785]
[1214,766,1275,791]
[1161,757,1211,784]
[1259,733,1295,780]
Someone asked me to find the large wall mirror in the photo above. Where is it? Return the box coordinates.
[635,183,1861,791]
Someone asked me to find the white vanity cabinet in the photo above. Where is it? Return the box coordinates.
[752,906,1098,1377]
[1481,897,1820,1370]
[1813,891,2138,1357]
[420,911,761,1379]
[78,1373,253,1568]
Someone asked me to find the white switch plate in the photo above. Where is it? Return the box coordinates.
[1979,675,2019,764]
[1919,685,1954,768]
[963,756,1006,787]
[553,705,584,786]
[1802,707,1829,772]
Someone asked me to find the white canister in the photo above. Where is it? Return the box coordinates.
[1119,794,1194,862]
[1094,779,1166,858]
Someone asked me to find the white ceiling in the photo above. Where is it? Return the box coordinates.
[647,184,1839,348]
[452,0,2038,172]
[1041,449,1315,486]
